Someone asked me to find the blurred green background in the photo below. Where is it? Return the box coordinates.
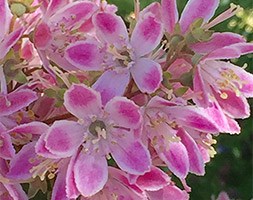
[107,0,253,199]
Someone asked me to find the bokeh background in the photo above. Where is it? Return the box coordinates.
[107,0,253,199]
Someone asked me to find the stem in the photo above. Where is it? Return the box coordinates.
[134,0,140,20]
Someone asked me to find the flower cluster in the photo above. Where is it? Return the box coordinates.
[0,0,252,199]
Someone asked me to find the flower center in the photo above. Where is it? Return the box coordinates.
[89,120,107,138]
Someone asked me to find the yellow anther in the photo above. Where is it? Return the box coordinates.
[48,173,55,179]
[220,92,228,99]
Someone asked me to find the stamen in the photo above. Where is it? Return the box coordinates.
[203,4,242,29]
[220,92,228,99]
[0,65,7,95]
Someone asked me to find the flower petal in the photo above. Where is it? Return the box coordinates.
[131,15,163,57]
[158,142,189,179]
[180,0,219,34]
[105,97,142,129]
[204,42,253,60]
[161,0,178,33]
[0,0,12,41]
[0,132,15,159]
[93,12,128,49]
[177,129,205,175]
[8,122,49,135]
[0,28,24,59]
[136,166,170,191]
[190,32,246,54]
[65,40,104,71]
[4,184,28,200]
[51,160,69,200]
[131,58,162,93]
[34,22,52,50]
[7,142,39,180]
[45,0,69,18]
[45,120,84,158]
[93,70,130,105]
[64,84,102,119]
[213,89,250,119]
[110,137,151,175]
[74,152,108,197]
[0,89,37,117]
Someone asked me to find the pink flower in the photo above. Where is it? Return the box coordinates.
[86,10,163,104]
[35,84,151,198]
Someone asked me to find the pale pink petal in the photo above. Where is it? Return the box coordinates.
[217,191,230,200]
[74,152,108,197]
[136,166,170,191]
[8,122,49,135]
[0,28,24,59]
[35,133,61,159]
[37,50,56,78]
[131,15,163,57]
[148,185,189,200]
[65,40,104,71]
[0,89,37,117]
[92,70,130,105]
[193,66,210,107]
[140,2,161,20]
[161,0,178,33]
[4,184,28,200]
[51,160,69,200]
[45,120,84,158]
[93,12,128,48]
[180,0,219,33]
[0,132,15,159]
[166,106,219,133]
[204,43,253,60]
[213,89,250,119]
[45,0,69,18]
[66,151,80,199]
[0,0,12,41]
[110,138,151,175]
[34,22,52,50]
[105,97,141,129]
[190,32,246,54]
[226,117,240,134]
[7,142,39,180]
[158,142,189,178]
[168,58,192,79]
[64,84,102,119]
[50,1,98,29]
[131,58,162,93]
[177,129,205,175]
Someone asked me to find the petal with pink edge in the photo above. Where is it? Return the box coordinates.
[148,185,189,200]
[213,89,250,119]
[0,28,24,60]
[51,159,69,200]
[131,15,163,57]
[8,122,49,135]
[167,106,219,133]
[45,120,84,158]
[139,2,161,20]
[45,0,69,18]
[4,184,28,200]
[131,58,162,93]
[180,0,219,34]
[7,142,40,180]
[64,84,102,119]
[66,151,80,199]
[92,70,130,105]
[50,1,98,29]
[0,89,37,117]
[204,43,253,60]
[136,166,170,191]
[0,132,15,159]
[110,137,151,175]
[34,22,52,50]
[193,66,210,107]
[190,32,246,54]
[65,40,104,71]
[161,0,178,33]
[0,0,12,41]
[177,129,205,175]
[74,151,108,197]
[93,12,128,49]
[105,97,141,129]
[158,142,189,179]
